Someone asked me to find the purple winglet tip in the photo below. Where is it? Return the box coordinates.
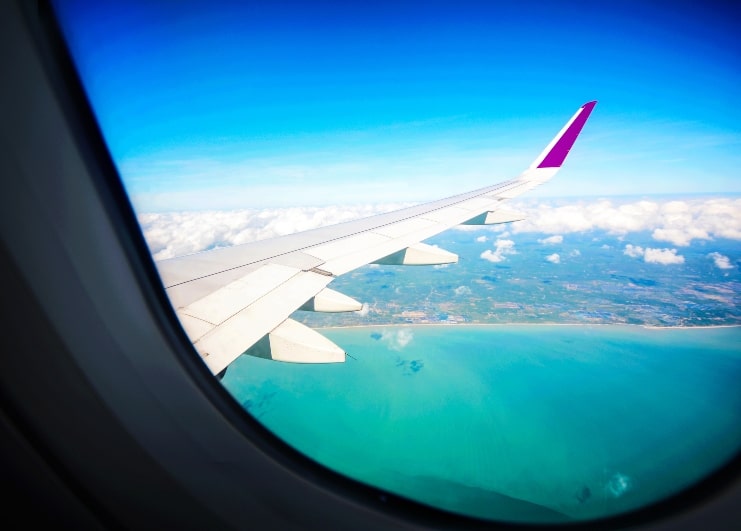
[538,101,597,169]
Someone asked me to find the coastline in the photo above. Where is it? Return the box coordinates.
[316,322,741,331]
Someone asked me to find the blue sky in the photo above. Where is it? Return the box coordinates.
[53,1,740,211]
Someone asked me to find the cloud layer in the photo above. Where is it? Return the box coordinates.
[138,197,739,268]
[508,197,741,246]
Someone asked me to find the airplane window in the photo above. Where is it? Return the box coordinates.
[50,0,740,525]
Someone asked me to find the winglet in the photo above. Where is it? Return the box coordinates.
[530,101,597,169]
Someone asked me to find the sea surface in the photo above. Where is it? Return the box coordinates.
[221,325,741,523]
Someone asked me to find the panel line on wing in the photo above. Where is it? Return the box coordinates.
[179,263,302,325]
[194,270,334,374]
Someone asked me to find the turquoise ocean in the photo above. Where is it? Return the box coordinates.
[222,325,741,523]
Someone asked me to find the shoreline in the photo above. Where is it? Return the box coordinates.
[316,322,741,331]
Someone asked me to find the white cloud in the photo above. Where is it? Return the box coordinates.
[651,227,709,247]
[569,250,581,257]
[356,303,370,316]
[508,197,741,246]
[624,244,685,265]
[480,250,501,263]
[480,238,517,263]
[495,238,515,252]
[624,244,645,258]
[139,197,741,263]
[643,248,685,265]
[538,235,563,245]
[708,252,734,270]
[454,285,472,296]
[545,253,561,264]
[381,329,414,351]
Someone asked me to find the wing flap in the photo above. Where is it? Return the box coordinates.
[179,263,300,326]
[177,314,216,342]
[185,269,333,374]
[306,232,391,262]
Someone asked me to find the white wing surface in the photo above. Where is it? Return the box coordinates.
[156,102,597,375]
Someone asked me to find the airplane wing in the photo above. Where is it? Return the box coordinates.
[155,101,597,375]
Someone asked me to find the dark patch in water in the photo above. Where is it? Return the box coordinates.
[242,383,279,419]
[481,275,497,283]
[395,357,425,375]
[610,273,658,287]
[370,332,382,341]
[628,277,657,287]
[575,485,591,504]
[365,269,395,278]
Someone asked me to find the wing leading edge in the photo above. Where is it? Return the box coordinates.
[157,101,597,374]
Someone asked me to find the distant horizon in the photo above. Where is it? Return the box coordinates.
[133,190,741,214]
[138,195,741,263]
[313,322,741,330]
